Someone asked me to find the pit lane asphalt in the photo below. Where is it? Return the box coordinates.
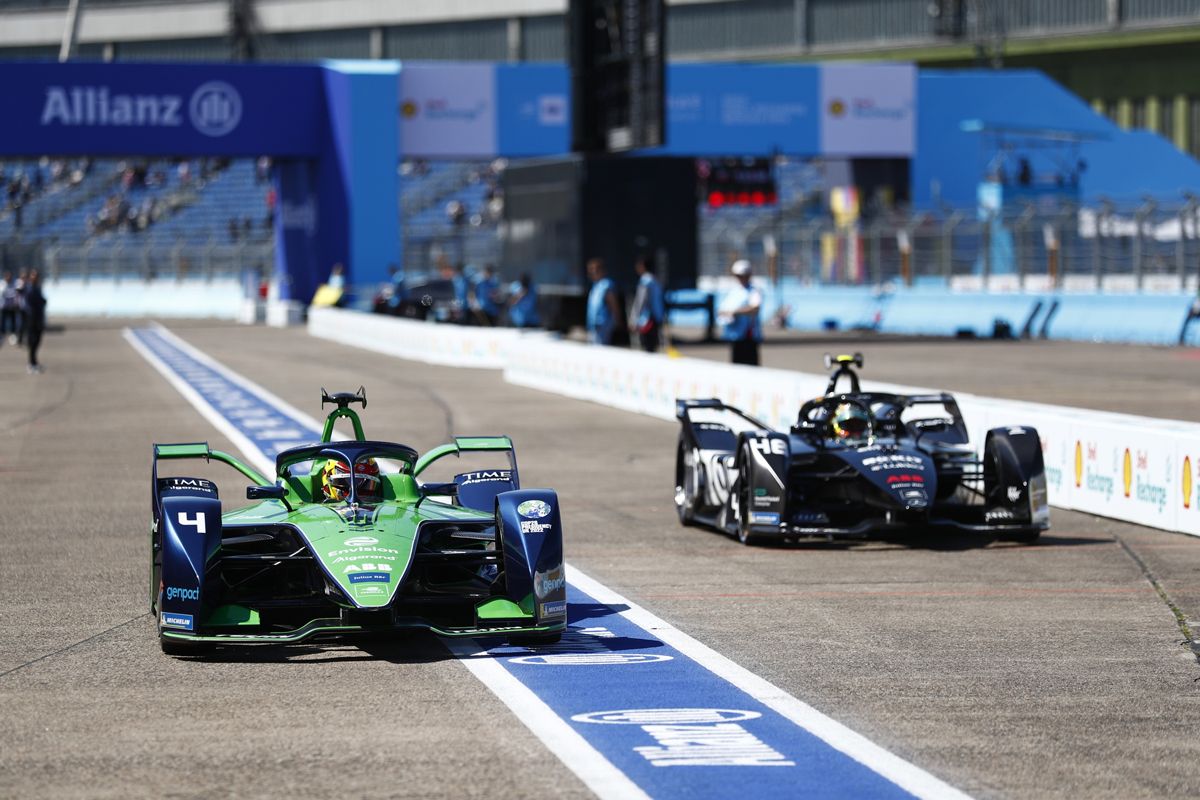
[2,321,1199,799]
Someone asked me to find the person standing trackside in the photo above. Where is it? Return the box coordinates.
[23,269,46,373]
[473,264,502,327]
[629,256,665,352]
[0,271,18,346]
[586,258,623,345]
[507,272,541,329]
[718,259,763,366]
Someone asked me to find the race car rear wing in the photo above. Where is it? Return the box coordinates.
[153,442,271,487]
[414,435,519,480]
[675,398,771,430]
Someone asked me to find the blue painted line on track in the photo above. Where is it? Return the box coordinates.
[490,582,913,799]
[128,324,957,800]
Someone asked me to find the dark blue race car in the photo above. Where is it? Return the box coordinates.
[674,354,1050,545]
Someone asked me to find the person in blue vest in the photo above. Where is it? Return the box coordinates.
[450,262,470,324]
[507,272,540,329]
[586,258,623,346]
[629,256,665,352]
[718,258,763,366]
[473,264,502,326]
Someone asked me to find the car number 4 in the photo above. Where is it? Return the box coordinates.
[178,511,207,535]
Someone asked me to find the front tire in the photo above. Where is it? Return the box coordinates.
[736,447,768,546]
[1006,527,1041,544]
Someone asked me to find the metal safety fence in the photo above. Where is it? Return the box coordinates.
[700,202,1200,291]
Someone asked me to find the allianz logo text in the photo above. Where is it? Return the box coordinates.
[40,81,242,137]
[165,586,200,601]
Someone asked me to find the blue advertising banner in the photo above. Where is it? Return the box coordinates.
[491,63,824,158]
[495,64,570,157]
[0,61,325,157]
[656,64,821,157]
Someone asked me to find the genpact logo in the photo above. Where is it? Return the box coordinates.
[189,81,242,137]
[166,586,200,601]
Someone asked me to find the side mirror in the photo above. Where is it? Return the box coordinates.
[247,483,287,501]
[421,482,459,497]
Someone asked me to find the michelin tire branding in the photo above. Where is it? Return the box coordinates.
[540,600,567,617]
[161,612,194,631]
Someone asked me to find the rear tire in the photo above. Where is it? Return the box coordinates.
[736,447,768,546]
[674,438,699,526]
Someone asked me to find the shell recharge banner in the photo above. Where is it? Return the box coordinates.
[398,63,497,158]
[819,63,916,157]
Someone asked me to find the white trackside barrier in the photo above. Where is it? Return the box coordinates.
[308,306,523,369]
[310,308,1200,537]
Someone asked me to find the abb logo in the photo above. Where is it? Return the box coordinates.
[886,474,924,484]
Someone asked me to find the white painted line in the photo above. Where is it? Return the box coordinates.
[567,566,974,800]
[445,638,651,800]
[123,327,274,477]
[149,322,328,433]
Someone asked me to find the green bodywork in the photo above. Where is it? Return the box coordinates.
[155,405,560,647]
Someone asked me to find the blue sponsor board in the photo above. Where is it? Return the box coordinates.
[161,612,194,631]
[495,64,569,157]
[751,512,782,525]
[0,61,324,157]
[348,572,391,584]
[493,63,822,158]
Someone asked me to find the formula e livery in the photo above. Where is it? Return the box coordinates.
[674,354,1050,545]
[151,388,566,654]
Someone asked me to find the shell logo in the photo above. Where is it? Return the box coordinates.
[828,99,846,117]
[1122,448,1132,499]
[1185,456,1193,510]
[401,100,418,118]
[1073,441,1083,488]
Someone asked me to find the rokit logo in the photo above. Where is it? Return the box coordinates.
[39,81,242,137]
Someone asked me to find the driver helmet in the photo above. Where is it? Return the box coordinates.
[320,458,381,503]
[831,403,870,442]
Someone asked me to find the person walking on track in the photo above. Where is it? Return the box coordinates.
[718,258,763,366]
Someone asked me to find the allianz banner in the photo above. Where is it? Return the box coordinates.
[0,61,325,156]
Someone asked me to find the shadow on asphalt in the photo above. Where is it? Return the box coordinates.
[704,529,1111,552]
[176,632,455,665]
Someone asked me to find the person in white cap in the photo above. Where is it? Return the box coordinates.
[718,258,763,366]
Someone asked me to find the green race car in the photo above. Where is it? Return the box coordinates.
[151,388,566,654]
